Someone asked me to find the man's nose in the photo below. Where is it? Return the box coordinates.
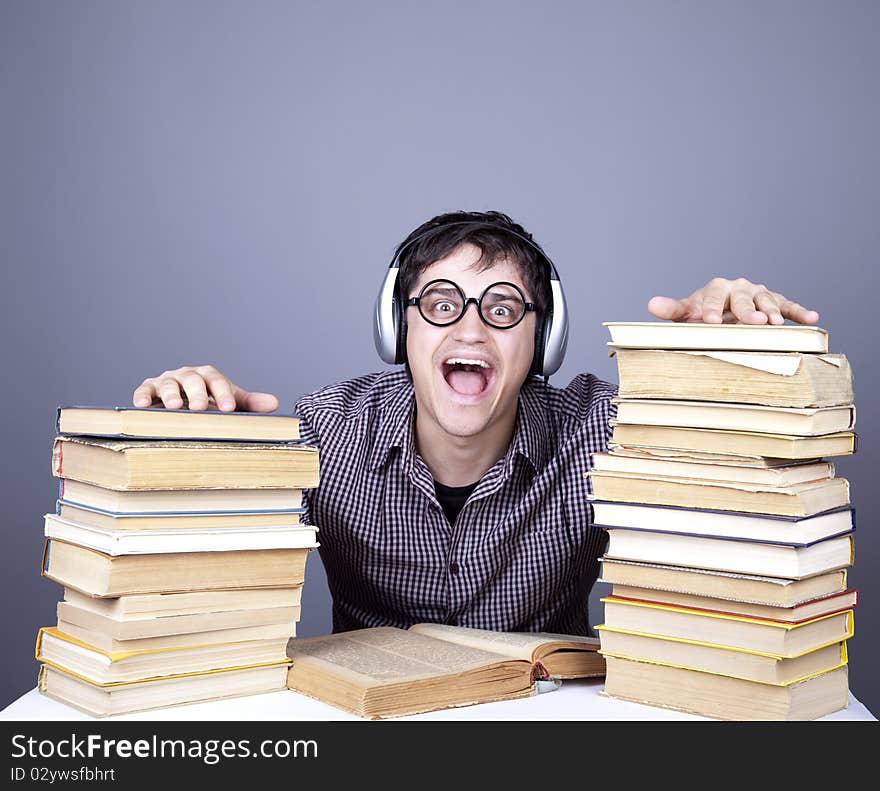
[452,299,490,341]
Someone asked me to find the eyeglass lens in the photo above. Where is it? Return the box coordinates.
[418,279,527,328]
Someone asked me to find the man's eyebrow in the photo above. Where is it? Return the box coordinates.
[421,285,460,297]
[483,288,524,302]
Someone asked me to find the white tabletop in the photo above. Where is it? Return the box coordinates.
[1,679,876,722]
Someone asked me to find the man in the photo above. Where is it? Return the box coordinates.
[132,210,819,635]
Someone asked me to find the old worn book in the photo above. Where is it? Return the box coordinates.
[55,501,305,530]
[52,436,319,490]
[590,451,834,487]
[602,529,854,579]
[57,405,301,442]
[601,656,849,720]
[286,624,604,719]
[604,585,857,623]
[614,349,853,408]
[58,478,303,513]
[36,626,289,685]
[43,513,319,555]
[38,662,289,718]
[609,423,856,459]
[56,599,302,641]
[56,620,296,653]
[598,559,849,607]
[597,629,848,685]
[587,472,850,516]
[590,500,855,544]
[62,586,303,618]
[600,596,854,657]
[603,322,830,352]
[604,445,824,468]
[611,398,855,436]
[42,539,311,597]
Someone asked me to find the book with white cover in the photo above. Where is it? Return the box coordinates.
[58,478,303,513]
[603,529,854,579]
[43,513,319,555]
[589,500,855,544]
[603,321,829,352]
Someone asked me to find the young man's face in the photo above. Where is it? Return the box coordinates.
[405,242,537,440]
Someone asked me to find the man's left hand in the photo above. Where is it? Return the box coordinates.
[647,277,820,325]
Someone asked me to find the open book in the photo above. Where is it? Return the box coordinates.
[285,624,604,719]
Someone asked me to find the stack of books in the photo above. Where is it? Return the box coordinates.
[589,322,857,720]
[35,405,320,717]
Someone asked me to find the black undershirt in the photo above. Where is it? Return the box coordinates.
[434,479,479,526]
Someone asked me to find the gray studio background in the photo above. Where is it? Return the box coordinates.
[1,0,878,716]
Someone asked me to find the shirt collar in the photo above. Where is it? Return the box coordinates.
[368,374,553,476]
[508,377,553,475]
[368,374,417,472]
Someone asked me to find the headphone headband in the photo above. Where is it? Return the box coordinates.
[389,220,562,281]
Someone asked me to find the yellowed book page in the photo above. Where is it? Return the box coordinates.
[408,623,598,660]
[287,627,517,687]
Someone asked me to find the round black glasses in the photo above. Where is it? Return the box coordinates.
[407,279,536,329]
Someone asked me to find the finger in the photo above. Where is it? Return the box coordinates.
[132,381,158,407]
[177,371,211,410]
[696,281,731,324]
[753,289,784,325]
[233,386,280,413]
[198,372,238,411]
[647,296,694,322]
[155,377,185,409]
[771,292,820,324]
[729,286,768,324]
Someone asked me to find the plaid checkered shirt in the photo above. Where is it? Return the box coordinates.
[294,369,617,635]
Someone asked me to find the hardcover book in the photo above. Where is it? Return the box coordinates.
[36,626,290,686]
[597,628,848,685]
[587,471,849,516]
[56,405,302,442]
[58,478,304,513]
[52,436,320,490]
[43,513,319,555]
[590,500,855,545]
[598,559,849,607]
[609,423,856,459]
[601,528,854,578]
[602,322,830,353]
[610,398,855,436]
[599,596,854,657]
[601,656,849,720]
[38,663,289,718]
[590,451,834,487]
[42,539,312,597]
[613,349,853,408]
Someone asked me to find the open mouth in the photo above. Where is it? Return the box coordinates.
[441,357,496,397]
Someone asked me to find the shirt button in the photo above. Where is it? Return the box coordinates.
[449,561,460,575]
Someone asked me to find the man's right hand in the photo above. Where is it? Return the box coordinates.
[132,365,280,413]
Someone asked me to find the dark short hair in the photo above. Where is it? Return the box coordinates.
[395,210,552,317]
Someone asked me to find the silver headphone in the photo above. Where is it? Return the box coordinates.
[373,220,569,378]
